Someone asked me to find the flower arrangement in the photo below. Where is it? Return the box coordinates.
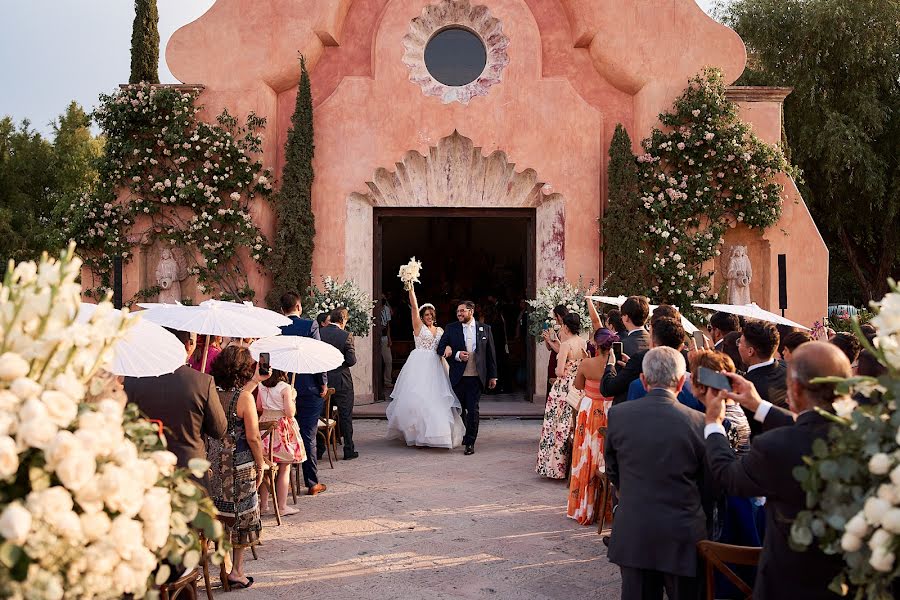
[65,83,273,302]
[527,280,594,339]
[791,279,900,598]
[0,245,227,599]
[398,257,423,292]
[303,276,375,337]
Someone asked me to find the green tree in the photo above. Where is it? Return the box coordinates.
[267,55,316,307]
[601,124,649,295]
[130,0,160,83]
[722,0,900,302]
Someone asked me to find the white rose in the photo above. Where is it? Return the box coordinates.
[0,353,30,381]
[869,453,892,475]
[845,512,869,537]
[869,547,896,573]
[74,475,104,514]
[140,488,171,550]
[10,377,42,401]
[150,450,177,476]
[877,483,899,505]
[53,509,83,541]
[49,372,84,402]
[832,398,858,418]
[875,335,900,370]
[56,452,97,492]
[109,515,144,560]
[881,508,900,534]
[40,390,78,428]
[113,562,143,594]
[868,527,893,550]
[100,464,144,517]
[890,464,900,486]
[80,511,111,543]
[16,412,58,451]
[840,532,863,552]
[0,502,32,544]
[111,440,138,466]
[864,497,892,524]
[871,292,900,335]
[0,435,19,478]
[26,486,74,522]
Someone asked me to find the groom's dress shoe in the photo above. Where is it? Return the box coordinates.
[464,445,475,455]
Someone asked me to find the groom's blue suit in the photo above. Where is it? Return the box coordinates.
[437,320,498,446]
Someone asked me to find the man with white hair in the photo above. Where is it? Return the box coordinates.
[604,346,708,600]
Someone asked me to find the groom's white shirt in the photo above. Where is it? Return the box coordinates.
[455,320,477,361]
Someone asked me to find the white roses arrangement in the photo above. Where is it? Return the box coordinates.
[0,245,227,599]
[304,276,375,337]
[398,257,423,292]
[791,279,900,598]
[527,281,594,339]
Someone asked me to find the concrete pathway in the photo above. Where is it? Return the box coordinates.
[227,419,621,599]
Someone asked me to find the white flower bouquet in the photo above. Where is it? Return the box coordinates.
[304,276,375,337]
[791,279,900,599]
[398,257,423,292]
[526,280,594,339]
[0,245,227,600]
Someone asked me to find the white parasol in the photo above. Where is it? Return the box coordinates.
[138,300,291,327]
[588,295,699,334]
[78,303,187,377]
[692,303,810,330]
[249,336,344,384]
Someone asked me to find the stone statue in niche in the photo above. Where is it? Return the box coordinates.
[155,247,187,304]
[726,245,752,305]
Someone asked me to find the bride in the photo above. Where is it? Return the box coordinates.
[385,284,464,448]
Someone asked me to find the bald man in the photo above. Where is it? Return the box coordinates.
[703,342,851,600]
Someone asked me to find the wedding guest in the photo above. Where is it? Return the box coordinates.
[207,345,268,590]
[541,305,568,397]
[859,323,877,343]
[855,350,887,404]
[257,368,306,518]
[830,331,861,366]
[620,296,651,359]
[188,335,222,374]
[379,292,394,392]
[780,330,812,364]
[721,331,746,373]
[704,342,851,599]
[124,328,226,478]
[280,291,327,496]
[605,346,707,599]
[319,306,358,460]
[568,327,617,525]
[691,351,750,454]
[316,312,331,329]
[708,312,740,351]
[739,320,787,436]
[606,309,626,337]
[515,299,529,340]
[536,312,588,479]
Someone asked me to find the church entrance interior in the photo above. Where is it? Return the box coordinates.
[374,208,535,402]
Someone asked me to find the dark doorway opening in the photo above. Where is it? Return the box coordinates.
[374,208,535,402]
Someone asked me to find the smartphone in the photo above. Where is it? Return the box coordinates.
[542,321,551,331]
[693,330,708,349]
[612,341,624,361]
[696,366,732,392]
[258,352,270,376]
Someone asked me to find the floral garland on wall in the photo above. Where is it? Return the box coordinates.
[527,281,594,339]
[303,276,375,337]
[65,84,273,302]
[634,68,792,310]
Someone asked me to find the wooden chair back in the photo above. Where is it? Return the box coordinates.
[317,388,338,468]
[696,540,762,600]
[257,420,282,526]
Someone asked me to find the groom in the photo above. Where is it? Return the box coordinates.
[437,301,498,455]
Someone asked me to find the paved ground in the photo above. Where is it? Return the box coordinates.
[225,419,620,599]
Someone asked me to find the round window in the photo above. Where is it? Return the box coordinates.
[424,28,487,87]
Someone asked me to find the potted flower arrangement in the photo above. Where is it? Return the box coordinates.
[303,276,375,338]
[791,280,900,598]
[0,245,227,599]
[527,280,594,339]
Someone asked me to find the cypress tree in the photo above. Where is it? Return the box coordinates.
[601,124,648,295]
[130,0,160,84]
[267,55,316,307]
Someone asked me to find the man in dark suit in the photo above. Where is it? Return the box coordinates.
[436,300,498,455]
[319,306,358,460]
[604,346,708,599]
[620,295,652,358]
[704,341,851,599]
[124,328,226,481]
[708,311,740,351]
[738,320,787,436]
[280,291,328,496]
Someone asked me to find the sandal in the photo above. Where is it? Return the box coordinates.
[227,576,254,589]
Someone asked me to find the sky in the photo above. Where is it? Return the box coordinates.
[0,0,720,137]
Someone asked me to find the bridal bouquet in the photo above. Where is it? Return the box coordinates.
[304,276,375,337]
[791,280,900,599]
[398,257,423,292]
[0,245,227,600]
[527,280,594,339]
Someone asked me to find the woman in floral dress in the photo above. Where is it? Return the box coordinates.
[536,312,588,479]
[208,346,268,589]
[257,369,306,517]
[568,327,618,524]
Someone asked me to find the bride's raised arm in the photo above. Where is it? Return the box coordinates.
[408,285,422,336]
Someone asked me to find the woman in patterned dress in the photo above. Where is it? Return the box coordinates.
[567,327,618,524]
[535,312,588,479]
[208,346,269,589]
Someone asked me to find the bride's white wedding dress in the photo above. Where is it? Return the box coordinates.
[386,326,465,448]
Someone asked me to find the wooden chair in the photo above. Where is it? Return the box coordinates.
[158,567,201,599]
[316,388,338,468]
[696,540,762,600]
[258,421,282,526]
[197,532,215,600]
[594,470,615,534]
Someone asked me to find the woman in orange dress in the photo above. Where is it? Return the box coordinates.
[567,327,618,525]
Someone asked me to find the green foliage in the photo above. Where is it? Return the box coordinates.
[64,84,273,301]
[0,103,101,266]
[723,0,900,302]
[303,276,374,337]
[267,55,316,308]
[602,124,650,295]
[130,0,160,84]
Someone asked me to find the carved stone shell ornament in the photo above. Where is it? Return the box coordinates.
[402,0,510,104]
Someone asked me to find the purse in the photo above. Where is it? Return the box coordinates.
[565,385,584,410]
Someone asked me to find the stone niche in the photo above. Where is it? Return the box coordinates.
[138,243,196,304]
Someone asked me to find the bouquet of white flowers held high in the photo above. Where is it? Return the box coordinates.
[791,279,900,599]
[526,280,595,339]
[0,245,227,600]
[398,258,423,292]
[304,276,375,337]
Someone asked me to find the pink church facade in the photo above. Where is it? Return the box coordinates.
[155,0,827,401]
